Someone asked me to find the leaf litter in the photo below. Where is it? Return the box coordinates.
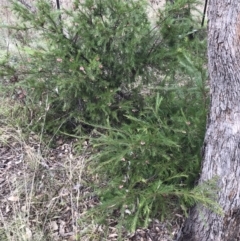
[0,125,184,240]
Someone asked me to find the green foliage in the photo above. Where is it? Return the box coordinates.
[86,70,210,230]
[2,0,150,132]
[2,0,204,134]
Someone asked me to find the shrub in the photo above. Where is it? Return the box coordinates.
[86,69,210,231]
[1,0,201,134]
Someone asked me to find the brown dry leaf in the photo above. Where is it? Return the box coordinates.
[50,221,59,231]
[25,227,32,240]
[21,205,27,212]
[8,195,19,202]
[68,235,77,241]
[59,220,66,236]
[109,233,118,238]
[5,204,10,213]
[56,138,63,145]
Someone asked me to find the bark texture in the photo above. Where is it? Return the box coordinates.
[178,0,240,240]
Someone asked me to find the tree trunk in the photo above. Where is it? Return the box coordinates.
[177,1,240,240]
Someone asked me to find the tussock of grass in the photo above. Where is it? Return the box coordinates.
[0,99,107,241]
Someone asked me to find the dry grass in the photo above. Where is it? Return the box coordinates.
[0,97,137,241]
[0,98,104,241]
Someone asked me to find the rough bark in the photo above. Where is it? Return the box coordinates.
[177,1,240,240]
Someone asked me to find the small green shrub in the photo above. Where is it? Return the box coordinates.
[86,69,209,230]
[1,0,201,134]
